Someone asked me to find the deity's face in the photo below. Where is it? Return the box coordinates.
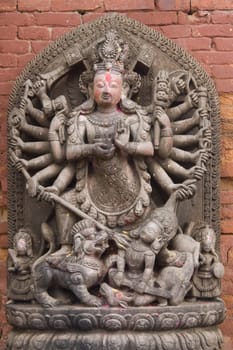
[93,71,123,108]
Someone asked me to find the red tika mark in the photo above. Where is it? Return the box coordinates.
[105,72,112,83]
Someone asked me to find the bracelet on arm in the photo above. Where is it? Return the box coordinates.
[160,128,173,137]
[81,145,93,157]
[126,142,138,155]
[48,131,59,141]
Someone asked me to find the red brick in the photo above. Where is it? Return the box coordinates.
[0,40,30,54]
[0,96,8,111]
[213,38,233,51]
[178,10,211,24]
[105,0,154,11]
[212,65,233,79]
[220,336,233,350]
[175,37,211,51]
[220,311,233,338]
[222,295,233,309]
[221,219,233,234]
[222,266,233,292]
[18,0,51,11]
[0,261,6,294]
[222,205,233,220]
[0,0,16,12]
[216,79,233,93]
[220,235,233,265]
[157,0,190,11]
[17,53,35,68]
[81,13,104,24]
[18,26,51,40]
[0,223,7,236]
[127,11,177,25]
[51,27,73,40]
[194,51,233,65]
[222,136,233,152]
[0,13,35,26]
[0,54,17,67]
[0,82,13,95]
[35,13,81,26]
[0,235,7,249]
[221,161,233,178]
[192,0,233,10]
[31,41,52,54]
[192,24,233,37]
[0,26,17,40]
[51,0,102,11]
[212,11,233,24]
[222,119,233,134]
[161,25,191,38]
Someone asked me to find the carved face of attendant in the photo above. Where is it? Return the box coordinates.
[200,227,215,253]
[16,238,27,256]
[93,71,123,110]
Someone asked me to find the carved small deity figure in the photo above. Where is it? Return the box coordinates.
[108,211,177,306]
[32,219,112,308]
[109,220,163,293]
[8,229,34,301]
[189,222,224,299]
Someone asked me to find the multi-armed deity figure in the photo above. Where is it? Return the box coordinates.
[6,15,225,350]
[8,29,215,309]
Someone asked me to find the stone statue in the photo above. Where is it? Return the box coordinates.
[6,14,224,350]
[8,228,34,301]
[188,221,224,299]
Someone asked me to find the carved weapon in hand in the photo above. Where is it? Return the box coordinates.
[198,87,211,152]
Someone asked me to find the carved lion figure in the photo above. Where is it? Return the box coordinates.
[32,220,112,308]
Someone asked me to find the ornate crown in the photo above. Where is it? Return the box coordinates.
[156,70,169,86]
[93,31,128,73]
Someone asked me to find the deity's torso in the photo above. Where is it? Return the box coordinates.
[70,110,152,228]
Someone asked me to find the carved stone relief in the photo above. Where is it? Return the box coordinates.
[6,13,224,350]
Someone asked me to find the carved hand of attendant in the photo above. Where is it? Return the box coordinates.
[185,90,199,108]
[199,253,206,265]
[8,265,17,272]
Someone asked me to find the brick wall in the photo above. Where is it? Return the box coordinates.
[0,0,233,348]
